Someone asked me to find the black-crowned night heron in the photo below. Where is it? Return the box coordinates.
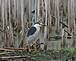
[26,22,45,51]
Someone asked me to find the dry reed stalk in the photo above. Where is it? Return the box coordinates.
[4,0,8,47]
[9,0,14,47]
[47,0,52,40]
[71,0,76,47]
[29,0,31,21]
[21,0,26,47]
[1,0,5,47]
[43,0,48,50]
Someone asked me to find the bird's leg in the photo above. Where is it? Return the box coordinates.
[34,43,37,51]
[34,38,40,51]
[30,44,34,50]
[26,44,31,52]
[32,42,37,52]
[29,46,32,52]
[33,39,40,51]
[28,44,32,52]
[36,39,40,50]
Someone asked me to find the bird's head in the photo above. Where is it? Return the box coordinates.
[34,22,46,28]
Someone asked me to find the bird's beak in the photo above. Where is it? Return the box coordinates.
[40,23,47,26]
[42,24,47,26]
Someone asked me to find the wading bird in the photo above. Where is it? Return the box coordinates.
[26,22,46,51]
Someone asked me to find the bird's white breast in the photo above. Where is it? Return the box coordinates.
[27,25,41,45]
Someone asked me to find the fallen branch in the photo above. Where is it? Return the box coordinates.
[0,48,27,51]
[0,56,31,60]
[0,47,35,52]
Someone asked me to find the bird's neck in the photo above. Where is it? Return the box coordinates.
[34,26,40,31]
